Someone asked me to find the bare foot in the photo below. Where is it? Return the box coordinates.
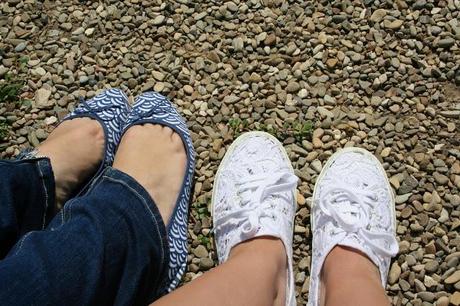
[113,124,187,225]
[37,118,105,207]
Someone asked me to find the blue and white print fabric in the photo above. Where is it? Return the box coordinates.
[124,91,196,292]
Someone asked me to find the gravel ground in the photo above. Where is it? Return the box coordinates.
[1,0,459,305]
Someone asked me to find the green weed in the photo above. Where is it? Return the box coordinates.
[283,120,313,142]
[193,201,210,219]
[0,57,30,105]
[0,74,25,104]
[18,56,29,72]
[198,235,211,246]
[0,122,9,141]
[228,117,313,142]
[228,118,248,137]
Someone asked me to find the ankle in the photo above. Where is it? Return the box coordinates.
[322,246,381,284]
[229,237,287,306]
[230,237,285,266]
[321,246,390,306]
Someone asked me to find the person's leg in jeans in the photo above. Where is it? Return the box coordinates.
[0,158,55,258]
[0,119,187,305]
[0,87,133,260]
[0,118,103,258]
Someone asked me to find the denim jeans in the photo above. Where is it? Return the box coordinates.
[0,158,169,306]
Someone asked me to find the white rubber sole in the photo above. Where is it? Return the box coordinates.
[310,147,397,234]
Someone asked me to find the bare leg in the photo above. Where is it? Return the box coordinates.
[321,246,390,306]
[152,237,287,306]
[152,132,295,306]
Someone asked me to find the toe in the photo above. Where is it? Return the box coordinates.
[171,132,185,153]
[162,126,174,137]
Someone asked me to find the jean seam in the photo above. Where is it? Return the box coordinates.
[36,159,50,229]
[85,173,105,195]
[61,199,75,223]
[101,174,167,268]
[85,170,105,194]
[13,232,32,255]
[67,200,73,221]
[61,208,65,225]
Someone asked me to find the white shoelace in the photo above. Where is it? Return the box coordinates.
[316,182,399,257]
[214,171,298,238]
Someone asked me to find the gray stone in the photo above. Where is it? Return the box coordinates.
[445,270,460,284]
[418,291,435,303]
[310,160,322,173]
[388,262,401,284]
[413,0,427,9]
[424,260,439,273]
[387,19,403,29]
[193,245,208,258]
[199,258,214,270]
[233,37,244,51]
[434,172,449,185]
[332,15,347,23]
[79,75,89,84]
[396,193,411,204]
[286,82,300,93]
[153,15,165,25]
[437,37,455,49]
[14,42,27,52]
[370,9,387,23]
[34,87,53,109]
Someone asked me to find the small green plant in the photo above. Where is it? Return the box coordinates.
[284,120,313,141]
[228,118,239,130]
[255,123,279,138]
[0,122,9,141]
[193,201,210,219]
[228,117,313,142]
[0,74,24,104]
[228,118,248,137]
[0,57,29,106]
[18,56,29,72]
[198,235,211,246]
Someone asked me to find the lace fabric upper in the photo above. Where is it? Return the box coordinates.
[214,171,298,249]
[316,183,399,257]
[308,149,399,306]
[212,132,298,306]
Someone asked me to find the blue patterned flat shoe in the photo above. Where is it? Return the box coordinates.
[19,89,130,173]
[123,91,196,291]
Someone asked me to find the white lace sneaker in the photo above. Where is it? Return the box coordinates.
[307,147,399,306]
[211,132,299,306]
